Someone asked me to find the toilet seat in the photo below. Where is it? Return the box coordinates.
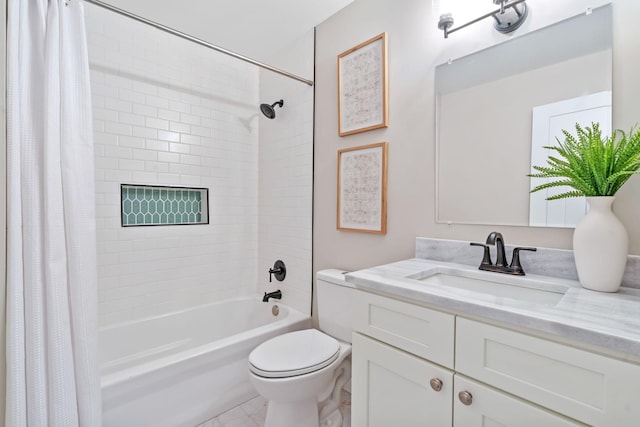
[249,329,340,378]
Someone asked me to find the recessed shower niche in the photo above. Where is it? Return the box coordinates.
[120,184,209,226]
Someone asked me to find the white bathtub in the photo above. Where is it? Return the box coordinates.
[100,296,311,427]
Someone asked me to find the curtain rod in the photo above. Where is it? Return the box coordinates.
[82,0,314,86]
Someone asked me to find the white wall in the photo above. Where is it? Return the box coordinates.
[258,31,315,315]
[86,5,260,326]
[0,0,6,420]
[438,50,611,225]
[314,0,640,274]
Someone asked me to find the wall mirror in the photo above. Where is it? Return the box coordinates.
[435,4,612,228]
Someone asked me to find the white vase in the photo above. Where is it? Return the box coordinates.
[573,196,628,292]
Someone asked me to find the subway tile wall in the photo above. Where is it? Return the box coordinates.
[258,31,314,315]
[86,5,262,325]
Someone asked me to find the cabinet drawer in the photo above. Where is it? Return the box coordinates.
[352,332,454,427]
[456,318,640,426]
[454,375,583,426]
[353,290,455,368]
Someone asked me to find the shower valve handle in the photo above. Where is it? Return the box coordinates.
[268,268,280,282]
[268,260,287,282]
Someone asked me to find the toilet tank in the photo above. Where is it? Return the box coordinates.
[316,269,354,343]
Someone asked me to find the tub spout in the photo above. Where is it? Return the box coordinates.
[263,290,282,302]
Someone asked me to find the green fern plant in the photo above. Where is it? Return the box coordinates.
[529,122,640,200]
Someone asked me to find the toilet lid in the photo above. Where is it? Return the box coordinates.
[249,329,340,378]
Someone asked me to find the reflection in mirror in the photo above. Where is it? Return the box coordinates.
[529,92,611,227]
[435,5,612,228]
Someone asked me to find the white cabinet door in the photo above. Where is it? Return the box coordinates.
[456,318,640,426]
[353,290,455,368]
[454,375,583,427]
[352,332,453,427]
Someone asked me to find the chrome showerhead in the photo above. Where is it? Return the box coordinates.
[260,99,284,119]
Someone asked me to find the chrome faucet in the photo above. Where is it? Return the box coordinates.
[470,232,537,276]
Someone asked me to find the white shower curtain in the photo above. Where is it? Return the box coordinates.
[6,0,101,425]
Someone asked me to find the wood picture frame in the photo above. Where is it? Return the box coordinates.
[337,142,388,234]
[338,32,388,137]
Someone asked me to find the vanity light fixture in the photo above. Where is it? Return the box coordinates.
[437,0,529,38]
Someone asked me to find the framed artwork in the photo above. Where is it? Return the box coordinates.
[337,142,388,234]
[338,32,388,136]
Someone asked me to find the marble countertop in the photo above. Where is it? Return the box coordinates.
[346,258,640,358]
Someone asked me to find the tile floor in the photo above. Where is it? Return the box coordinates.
[197,390,351,427]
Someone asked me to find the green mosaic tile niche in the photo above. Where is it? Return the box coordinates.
[121,185,208,226]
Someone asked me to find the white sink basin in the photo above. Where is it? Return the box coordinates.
[410,267,569,306]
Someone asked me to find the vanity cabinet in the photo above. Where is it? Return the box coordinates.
[452,375,580,427]
[352,290,454,368]
[455,318,640,426]
[352,333,453,426]
[352,290,640,426]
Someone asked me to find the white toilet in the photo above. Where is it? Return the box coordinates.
[249,269,353,427]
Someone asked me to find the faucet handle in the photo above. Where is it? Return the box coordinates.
[470,242,492,267]
[509,247,537,275]
[268,260,287,283]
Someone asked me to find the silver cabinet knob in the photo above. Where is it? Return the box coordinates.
[458,390,473,406]
[429,378,443,392]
